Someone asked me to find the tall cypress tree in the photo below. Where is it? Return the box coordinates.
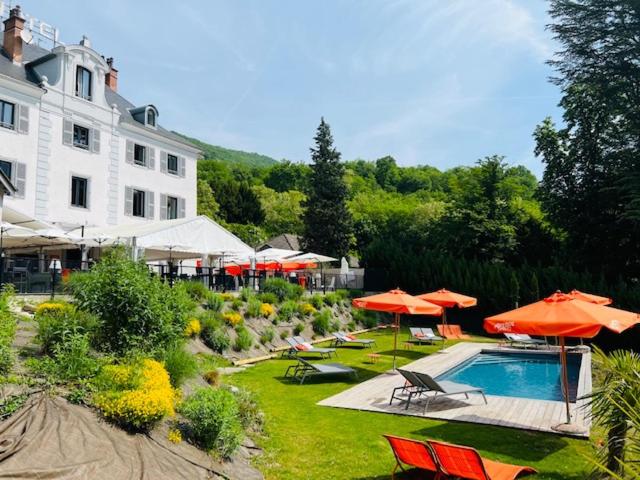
[302,118,353,258]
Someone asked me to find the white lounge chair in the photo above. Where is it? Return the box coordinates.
[283,337,336,358]
[504,333,547,349]
[284,357,356,384]
[409,327,443,345]
[332,331,376,348]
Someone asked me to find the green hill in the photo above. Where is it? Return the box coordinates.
[173,132,278,168]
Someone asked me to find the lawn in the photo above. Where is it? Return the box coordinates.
[228,328,595,480]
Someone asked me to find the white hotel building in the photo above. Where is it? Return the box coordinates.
[0,5,199,234]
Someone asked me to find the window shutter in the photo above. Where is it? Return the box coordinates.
[159,193,167,220]
[179,156,186,177]
[63,119,73,145]
[91,128,101,153]
[146,191,155,219]
[14,162,26,198]
[17,104,29,134]
[178,197,186,218]
[86,178,91,209]
[148,147,155,170]
[160,151,167,173]
[124,186,133,215]
[126,140,134,164]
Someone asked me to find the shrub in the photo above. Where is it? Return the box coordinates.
[201,317,230,353]
[233,388,263,432]
[34,301,73,317]
[231,298,243,311]
[222,312,242,327]
[280,330,288,340]
[259,327,275,345]
[184,318,201,337]
[262,278,293,302]
[179,281,209,302]
[293,322,305,336]
[93,359,178,431]
[239,288,254,302]
[203,369,220,386]
[258,292,278,305]
[161,345,197,387]
[298,302,316,316]
[68,248,193,355]
[309,294,324,310]
[347,320,356,332]
[357,310,378,329]
[312,309,332,336]
[233,326,253,352]
[49,333,100,381]
[335,289,349,301]
[330,319,341,332]
[0,290,16,375]
[323,293,340,306]
[278,300,298,322]
[35,305,97,354]
[246,298,262,318]
[259,303,275,318]
[179,387,243,457]
[205,292,224,312]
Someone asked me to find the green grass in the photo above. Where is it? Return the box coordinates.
[227,328,594,480]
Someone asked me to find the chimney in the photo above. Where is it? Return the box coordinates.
[105,57,118,91]
[2,5,25,64]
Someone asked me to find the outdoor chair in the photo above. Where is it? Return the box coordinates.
[389,369,429,409]
[383,435,439,479]
[427,439,537,480]
[283,357,356,384]
[331,331,376,348]
[283,337,336,358]
[409,327,443,345]
[412,371,487,413]
[504,333,547,349]
[437,324,471,340]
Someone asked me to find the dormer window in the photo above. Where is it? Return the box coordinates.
[75,66,92,101]
[146,109,156,127]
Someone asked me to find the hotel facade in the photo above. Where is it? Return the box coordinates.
[0,5,199,232]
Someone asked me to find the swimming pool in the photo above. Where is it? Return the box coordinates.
[436,351,582,402]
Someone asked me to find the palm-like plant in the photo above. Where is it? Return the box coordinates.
[586,347,640,478]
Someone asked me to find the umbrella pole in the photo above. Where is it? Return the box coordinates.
[393,313,399,370]
[560,336,571,424]
[440,308,447,351]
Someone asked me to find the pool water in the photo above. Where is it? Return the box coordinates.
[436,351,582,402]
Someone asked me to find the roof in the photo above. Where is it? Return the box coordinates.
[0,39,198,150]
[257,233,301,252]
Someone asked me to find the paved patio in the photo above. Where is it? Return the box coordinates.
[318,342,592,437]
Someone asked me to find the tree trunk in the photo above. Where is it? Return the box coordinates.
[606,421,628,476]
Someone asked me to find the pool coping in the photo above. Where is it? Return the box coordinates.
[318,342,592,438]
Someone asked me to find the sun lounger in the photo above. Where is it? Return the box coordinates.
[412,371,487,412]
[283,337,336,358]
[389,369,430,409]
[383,435,439,479]
[504,333,547,349]
[409,327,443,345]
[331,331,376,348]
[284,357,356,384]
[428,440,537,479]
[437,324,471,339]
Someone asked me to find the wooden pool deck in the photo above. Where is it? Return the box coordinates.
[318,342,591,437]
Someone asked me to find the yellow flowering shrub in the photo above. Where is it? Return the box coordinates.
[35,302,72,317]
[260,303,275,318]
[222,312,242,326]
[220,293,234,302]
[184,318,201,337]
[299,303,316,316]
[94,359,178,430]
[167,428,182,444]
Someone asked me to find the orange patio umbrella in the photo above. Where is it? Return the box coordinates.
[417,289,477,347]
[485,291,639,432]
[567,289,612,305]
[352,289,443,370]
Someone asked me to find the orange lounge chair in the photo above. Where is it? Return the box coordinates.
[383,435,440,479]
[437,324,471,339]
[428,440,537,480]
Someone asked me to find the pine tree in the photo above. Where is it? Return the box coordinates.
[302,118,353,258]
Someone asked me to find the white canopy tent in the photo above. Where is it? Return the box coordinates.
[71,216,253,261]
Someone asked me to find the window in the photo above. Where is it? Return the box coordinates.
[146,109,156,127]
[73,124,90,149]
[134,144,146,166]
[71,176,88,208]
[75,66,92,100]
[0,160,11,180]
[132,189,146,217]
[166,196,178,220]
[0,100,14,130]
[167,154,178,174]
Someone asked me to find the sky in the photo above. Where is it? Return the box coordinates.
[18,0,562,176]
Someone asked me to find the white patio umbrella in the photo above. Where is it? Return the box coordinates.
[0,222,38,284]
[287,252,338,292]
